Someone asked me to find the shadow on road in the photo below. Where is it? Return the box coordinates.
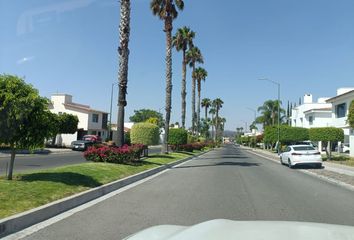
[174,161,260,169]
[20,172,101,187]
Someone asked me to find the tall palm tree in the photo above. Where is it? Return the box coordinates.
[209,107,216,140]
[116,0,131,147]
[212,98,224,141]
[186,46,203,134]
[172,26,195,129]
[201,98,211,122]
[192,67,208,134]
[150,0,184,154]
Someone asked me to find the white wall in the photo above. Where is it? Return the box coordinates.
[292,103,331,128]
[304,111,332,128]
[329,94,353,128]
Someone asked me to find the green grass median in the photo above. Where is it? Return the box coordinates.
[0,151,200,219]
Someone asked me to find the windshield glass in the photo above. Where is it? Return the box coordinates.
[293,146,316,151]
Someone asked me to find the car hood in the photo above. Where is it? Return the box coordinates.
[124,219,354,240]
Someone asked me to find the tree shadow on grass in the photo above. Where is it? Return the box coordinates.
[20,172,101,187]
[148,154,175,159]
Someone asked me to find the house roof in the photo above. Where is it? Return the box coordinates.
[64,103,108,114]
[303,107,332,114]
[326,89,354,103]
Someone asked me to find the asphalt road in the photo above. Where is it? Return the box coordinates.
[0,147,162,175]
[19,144,354,239]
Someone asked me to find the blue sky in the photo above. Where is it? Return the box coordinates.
[1,0,354,131]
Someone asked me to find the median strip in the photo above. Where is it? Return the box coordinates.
[0,150,209,238]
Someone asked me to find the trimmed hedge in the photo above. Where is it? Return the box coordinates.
[130,122,160,146]
[309,127,344,142]
[168,128,188,145]
[264,125,309,144]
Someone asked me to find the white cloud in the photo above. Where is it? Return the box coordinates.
[17,56,35,65]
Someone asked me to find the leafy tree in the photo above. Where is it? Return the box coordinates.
[0,75,57,180]
[309,127,344,159]
[116,0,131,147]
[145,117,159,125]
[193,67,208,134]
[347,100,354,128]
[186,46,203,134]
[129,109,164,127]
[172,26,195,129]
[263,126,309,149]
[58,113,79,134]
[151,0,184,154]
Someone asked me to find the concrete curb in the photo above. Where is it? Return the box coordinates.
[0,150,210,238]
[243,147,354,193]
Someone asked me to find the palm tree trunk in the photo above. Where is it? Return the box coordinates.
[205,106,208,121]
[215,109,219,142]
[197,83,201,135]
[191,63,196,134]
[162,15,173,154]
[211,113,215,140]
[7,143,16,180]
[116,0,131,147]
[181,50,187,129]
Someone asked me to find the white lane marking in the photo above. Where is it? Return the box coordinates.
[3,156,203,240]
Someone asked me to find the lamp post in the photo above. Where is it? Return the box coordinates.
[109,82,118,140]
[259,78,281,153]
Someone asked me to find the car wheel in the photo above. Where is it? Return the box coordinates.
[288,159,294,169]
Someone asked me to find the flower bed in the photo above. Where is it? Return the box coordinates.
[83,144,146,163]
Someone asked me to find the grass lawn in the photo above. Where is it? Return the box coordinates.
[0,151,200,219]
[323,154,354,167]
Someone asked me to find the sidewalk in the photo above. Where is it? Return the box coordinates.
[241,145,354,190]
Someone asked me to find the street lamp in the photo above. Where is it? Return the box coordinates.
[259,78,281,153]
[109,82,118,140]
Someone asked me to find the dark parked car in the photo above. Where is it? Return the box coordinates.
[71,135,101,151]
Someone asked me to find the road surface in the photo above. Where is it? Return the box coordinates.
[16,144,354,239]
[0,147,162,175]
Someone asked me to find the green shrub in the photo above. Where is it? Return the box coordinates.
[348,100,354,128]
[264,125,309,145]
[168,128,188,145]
[130,123,160,146]
[309,127,344,142]
[187,134,197,144]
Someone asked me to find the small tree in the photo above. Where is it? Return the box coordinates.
[347,100,354,128]
[130,122,160,146]
[129,109,164,128]
[168,128,188,149]
[58,113,79,134]
[309,127,344,160]
[0,75,57,180]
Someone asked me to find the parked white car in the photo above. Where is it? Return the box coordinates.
[279,145,322,168]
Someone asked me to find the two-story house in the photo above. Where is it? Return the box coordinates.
[49,94,108,147]
[326,88,354,156]
[291,94,332,128]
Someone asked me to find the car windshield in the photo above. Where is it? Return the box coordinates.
[2,1,354,239]
[293,146,316,151]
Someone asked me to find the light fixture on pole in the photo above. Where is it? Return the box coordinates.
[259,78,281,153]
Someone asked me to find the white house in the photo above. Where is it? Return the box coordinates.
[49,94,108,147]
[291,94,332,128]
[326,88,354,157]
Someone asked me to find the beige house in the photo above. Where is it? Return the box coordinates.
[49,94,108,147]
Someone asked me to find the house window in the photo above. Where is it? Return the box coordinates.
[92,113,99,123]
[335,103,346,118]
[309,116,313,125]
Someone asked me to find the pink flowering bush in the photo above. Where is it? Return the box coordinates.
[83,144,146,163]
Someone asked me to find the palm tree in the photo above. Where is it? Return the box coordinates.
[201,98,211,122]
[150,0,184,154]
[212,98,224,141]
[256,99,285,128]
[172,26,195,129]
[192,67,208,134]
[209,107,216,140]
[186,46,203,134]
[116,0,131,147]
